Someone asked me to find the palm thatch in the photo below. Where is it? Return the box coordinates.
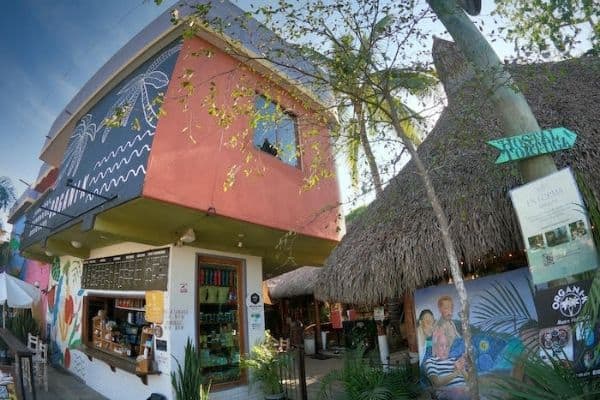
[265,266,321,299]
[316,38,600,305]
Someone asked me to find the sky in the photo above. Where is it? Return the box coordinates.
[0,0,179,230]
[0,1,587,232]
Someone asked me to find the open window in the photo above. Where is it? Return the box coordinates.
[253,95,299,167]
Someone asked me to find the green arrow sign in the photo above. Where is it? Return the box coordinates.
[487,127,577,164]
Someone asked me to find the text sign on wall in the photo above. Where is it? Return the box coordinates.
[82,248,169,290]
[145,290,165,324]
[510,168,598,284]
[487,127,576,164]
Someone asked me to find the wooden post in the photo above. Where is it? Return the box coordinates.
[314,298,321,352]
[403,292,418,353]
[298,345,308,400]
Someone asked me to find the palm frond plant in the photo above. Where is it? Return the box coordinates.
[171,338,207,400]
[490,351,600,400]
[7,309,40,344]
[240,331,289,399]
[318,344,420,400]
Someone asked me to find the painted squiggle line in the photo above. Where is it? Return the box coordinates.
[88,146,150,186]
[93,130,155,170]
[94,165,146,195]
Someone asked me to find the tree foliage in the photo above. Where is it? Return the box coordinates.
[0,177,15,212]
[494,0,599,58]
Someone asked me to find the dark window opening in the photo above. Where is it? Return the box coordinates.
[253,95,299,167]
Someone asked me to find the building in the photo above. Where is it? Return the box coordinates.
[19,2,342,399]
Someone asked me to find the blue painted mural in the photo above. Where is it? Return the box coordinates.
[415,268,538,400]
[22,41,182,247]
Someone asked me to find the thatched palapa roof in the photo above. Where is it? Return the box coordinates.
[316,39,600,305]
[265,266,321,300]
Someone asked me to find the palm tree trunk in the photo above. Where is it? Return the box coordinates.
[427,0,557,182]
[383,90,480,399]
[354,102,384,197]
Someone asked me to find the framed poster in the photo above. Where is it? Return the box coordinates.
[510,168,598,284]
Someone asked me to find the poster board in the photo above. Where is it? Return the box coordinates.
[145,291,165,324]
[510,168,598,284]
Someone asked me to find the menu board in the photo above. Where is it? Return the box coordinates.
[82,248,169,291]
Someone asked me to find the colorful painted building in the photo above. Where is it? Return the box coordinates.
[6,170,52,334]
[19,2,342,399]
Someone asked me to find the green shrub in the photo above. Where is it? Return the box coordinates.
[171,338,209,400]
[7,309,39,344]
[319,344,420,400]
[240,332,289,396]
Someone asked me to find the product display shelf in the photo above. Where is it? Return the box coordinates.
[92,316,128,356]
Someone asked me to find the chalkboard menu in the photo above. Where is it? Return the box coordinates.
[82,248,169,291]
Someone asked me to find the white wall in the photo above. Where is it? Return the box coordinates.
[169,245,264,400]
[79,241,265,400]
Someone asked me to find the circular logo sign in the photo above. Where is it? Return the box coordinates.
[552,285,588,318]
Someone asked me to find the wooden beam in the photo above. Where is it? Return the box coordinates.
[403,292,418,353]
[314,298,321,352]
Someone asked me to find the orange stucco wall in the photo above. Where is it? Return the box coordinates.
[143,37,342,241]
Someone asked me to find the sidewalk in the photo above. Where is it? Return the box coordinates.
[36,365,107,400]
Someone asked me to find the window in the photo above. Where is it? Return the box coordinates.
[253,95,299,167]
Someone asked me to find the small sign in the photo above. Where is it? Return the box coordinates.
[487,127,576,164]
[179,282,188,293]
[145,291,165,324]
[247,292,261,305]
[155,339,167,352]
[373,306,385,321]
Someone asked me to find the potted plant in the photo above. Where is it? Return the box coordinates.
[241,332,289,400]
[171,338,210,400]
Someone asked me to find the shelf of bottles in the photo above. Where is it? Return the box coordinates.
[198,263,241,386]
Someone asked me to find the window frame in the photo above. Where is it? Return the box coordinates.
[253,94,301,169]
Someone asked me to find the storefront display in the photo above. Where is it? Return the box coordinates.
[79,249,170,378]
[198,256,244,387]
[86,296,152,368]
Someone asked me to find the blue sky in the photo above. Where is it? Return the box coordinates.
[0,0,181,229]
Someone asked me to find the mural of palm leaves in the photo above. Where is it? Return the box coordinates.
[62,114,97,178]
[100,44,181,143]
[472,278,538,349]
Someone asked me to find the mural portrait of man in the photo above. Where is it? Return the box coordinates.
[425,327,469,400]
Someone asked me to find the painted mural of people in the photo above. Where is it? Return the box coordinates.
[425,328,469,400]
[417,309,435,362]
[434,295,461,351]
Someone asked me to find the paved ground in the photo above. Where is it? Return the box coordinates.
[17,350,416,400]
[305,355,344,399]
[34,365,107,400]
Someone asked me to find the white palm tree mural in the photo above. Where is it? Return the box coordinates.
[62,114,97,178]
[100,44,182,143]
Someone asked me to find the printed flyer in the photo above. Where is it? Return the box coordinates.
[510,168,598,284]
